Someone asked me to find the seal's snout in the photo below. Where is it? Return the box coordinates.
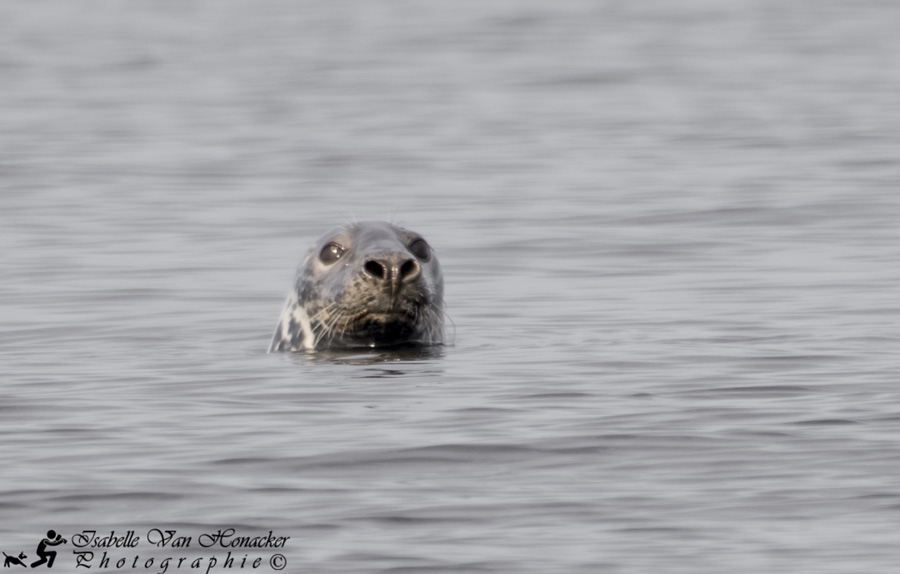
[363,253,421,285]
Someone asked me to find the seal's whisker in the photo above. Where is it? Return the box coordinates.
[319,309,343,348]
[338,313,352,345]
[327,311,346,347]
[322,307,346,347]
[308,303,338,324]
[430,307,446,343]
[311,303,345,349]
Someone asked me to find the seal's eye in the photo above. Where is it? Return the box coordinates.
[409,238,431,261]
[320,242,345,265]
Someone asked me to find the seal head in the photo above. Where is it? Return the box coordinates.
[269,221,444,352]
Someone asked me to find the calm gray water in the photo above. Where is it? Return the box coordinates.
[2,1,899,573]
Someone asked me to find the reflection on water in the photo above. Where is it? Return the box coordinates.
[282,344,446,369]
[2,0,900,572]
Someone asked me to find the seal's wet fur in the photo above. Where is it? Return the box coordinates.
[269,221,444,352]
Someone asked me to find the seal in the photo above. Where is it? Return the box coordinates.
[269,221,445,352]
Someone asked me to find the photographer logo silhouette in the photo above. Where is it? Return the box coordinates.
[29,531,66,569]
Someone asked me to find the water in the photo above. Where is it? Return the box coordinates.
[2,1,900,572]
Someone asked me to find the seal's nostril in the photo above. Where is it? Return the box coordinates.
[364,260,387,280]
[399,258,419,282]
[365,255,419,283]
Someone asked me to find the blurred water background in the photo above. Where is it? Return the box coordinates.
[2,1,900,573]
